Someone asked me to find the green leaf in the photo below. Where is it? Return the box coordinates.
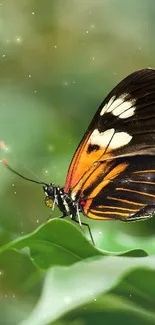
[0,249,40,294]
[0,219,147,269]
[0,249,41,325]
[94,219,155,254]
[18,255,155,325]
[0,219,105,269]
[53,292,155,325]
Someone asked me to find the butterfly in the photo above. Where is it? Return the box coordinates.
[3,68,155,245]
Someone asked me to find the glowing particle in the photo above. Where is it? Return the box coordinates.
[12,183,15,187]
[29,74,31,78]
[2,54,5,58]
[15,37,22,43]
[54,45,57,49]
[36,219,39,223]
[34,90,37,93]
[14,191,17,195]
[64,296,71,304]
[92,57,95,60]
[86,30,89,34]
[32,12,35,15]
[43,313,47,319]
[48,144,54,152]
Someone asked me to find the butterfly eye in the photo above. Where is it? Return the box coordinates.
[44,196,53,208]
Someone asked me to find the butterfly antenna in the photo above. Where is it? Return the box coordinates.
[2,159,47,185]
[24,165,45,184]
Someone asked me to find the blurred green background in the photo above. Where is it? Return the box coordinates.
[1,0,155,324]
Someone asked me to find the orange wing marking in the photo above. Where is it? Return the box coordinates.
[98,205,138,212]
[133,170,155,174]
[91,209,129,217]
[116,187,155,198]
[79,162,109,194]
[83,162,128,213]
[65,132,115,193]
[64,132,91,192]
[71,161,108,199]
[107,196,144,207]
[129,180,155,185]
[87,211,112,220]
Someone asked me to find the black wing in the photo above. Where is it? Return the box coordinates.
[65,68,155,197]
[72,68,155,221]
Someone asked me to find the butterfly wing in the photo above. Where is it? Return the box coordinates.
[81,155,155,221]
[64,68,155,220]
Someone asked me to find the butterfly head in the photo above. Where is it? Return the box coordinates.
[43,184,56,208]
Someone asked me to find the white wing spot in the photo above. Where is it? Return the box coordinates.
[110,132,132,148]
[88,128,115,147]
[100,96,115,116]
[107,97,125,113]
[100,94,136,119]
[89,128,132,150]
[119,107,135,119]
[112,99,132,116]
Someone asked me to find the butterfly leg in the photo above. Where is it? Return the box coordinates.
[76,206,95,245]
[72,217,95,245]
[124,204,155,222]
[72,205,95,245]
[80,221,95,246]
